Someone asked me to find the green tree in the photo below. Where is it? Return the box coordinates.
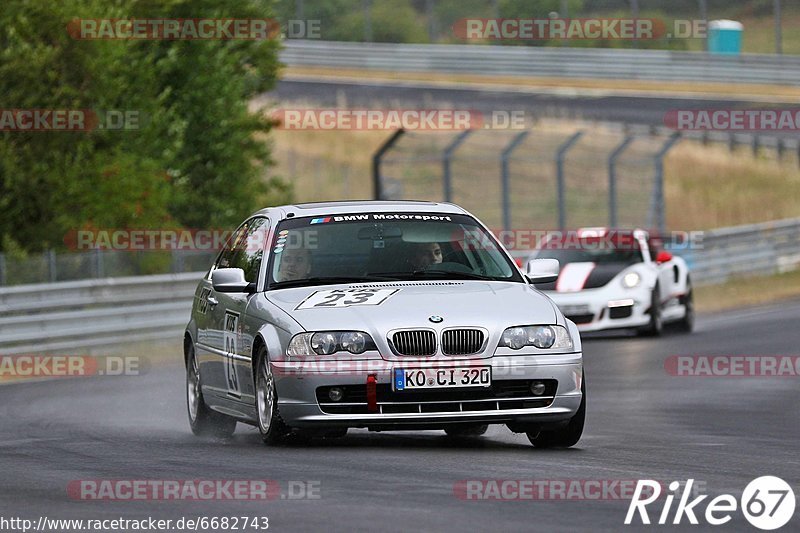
[0,0,288,254]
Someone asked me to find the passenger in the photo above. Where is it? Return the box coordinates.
[276,246,311,282]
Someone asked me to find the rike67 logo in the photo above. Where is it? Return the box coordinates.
[626,477,795,530]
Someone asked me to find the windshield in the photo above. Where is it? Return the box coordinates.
[267,212,522,288]
[534,235,643,266]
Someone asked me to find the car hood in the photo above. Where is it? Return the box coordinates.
[265,281,558,334]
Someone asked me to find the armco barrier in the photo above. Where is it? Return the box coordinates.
[0,272,202,355]
[1,218,799,355]
[280,40,800,86]
[675,218,800,285]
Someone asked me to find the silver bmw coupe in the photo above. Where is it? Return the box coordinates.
[184,201,585,447]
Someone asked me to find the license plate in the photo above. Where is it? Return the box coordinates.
[393,367,491,391]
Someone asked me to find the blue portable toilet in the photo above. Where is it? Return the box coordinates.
[708,20,743,55]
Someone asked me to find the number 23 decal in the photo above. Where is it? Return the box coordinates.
[296,288,400,310]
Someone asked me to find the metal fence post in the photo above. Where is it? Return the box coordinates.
[555,132,584,230]
[608,135,635,228]
[47,249,57,282]
[0,252,5,286]
[173,250,185,273]
[649,133,681,234]
[371,129,405,200]
[442,130,473,203]
[500,130,530,232]
[93,248,104,278]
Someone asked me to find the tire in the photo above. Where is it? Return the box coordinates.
[527,373,585,448]
[676,284,695,333]
[254,345,291,445]
[638,285,663,337]
[444,424,488,437]
[186,343,237,438]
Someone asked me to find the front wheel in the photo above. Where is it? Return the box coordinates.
[676,285,695,333]
[638,286,663,337]
[186,343,237,438]
[527,373,585,448]
[255,345,291,445]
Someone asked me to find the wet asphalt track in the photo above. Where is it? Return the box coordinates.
[0,301,798,532]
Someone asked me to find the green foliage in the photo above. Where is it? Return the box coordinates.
[499,0,585,18]
[0,0,288,253]
[327,0,428,43]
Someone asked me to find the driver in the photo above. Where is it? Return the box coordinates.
[276,246,311,282]
[408,242,443,271]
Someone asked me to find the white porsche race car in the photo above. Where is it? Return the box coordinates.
[530,228,693,335]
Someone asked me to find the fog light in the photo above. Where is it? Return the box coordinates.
[328,387,344,402]
[530,381,546,396]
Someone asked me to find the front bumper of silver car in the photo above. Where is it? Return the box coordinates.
[271,353,582,429]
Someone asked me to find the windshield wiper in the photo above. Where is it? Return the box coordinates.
[269,275,401,290]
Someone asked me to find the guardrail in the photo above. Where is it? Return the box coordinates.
[281,40,800,86]
[0,272,202,355]
[676,218,800,285]
[1,218,799,355]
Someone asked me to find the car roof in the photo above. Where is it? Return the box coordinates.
[251,200,469,219]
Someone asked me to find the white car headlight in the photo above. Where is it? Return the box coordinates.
[340,331,368,354]
[622,271,641,289]
[287,332,314,356]
[500,325,572,351]
[311,332,338,355]
[288,331,375,356]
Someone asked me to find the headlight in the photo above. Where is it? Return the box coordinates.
[500,325,572,351]
[340,331,367,354]
[287,332,314,357]
[622,271,641,288]
[311,332,338,355]
[503,327,528,350]
[287,331,375,356]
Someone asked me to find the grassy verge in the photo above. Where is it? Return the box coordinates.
[695,269,800,313]
[665,142,800,229]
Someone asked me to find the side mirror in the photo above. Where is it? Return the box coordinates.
[525,258,560,284]
[655,250,673,264]
[212,268,253,293]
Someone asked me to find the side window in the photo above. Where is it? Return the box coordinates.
[216,218,269,283]
[215,224,247,270]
